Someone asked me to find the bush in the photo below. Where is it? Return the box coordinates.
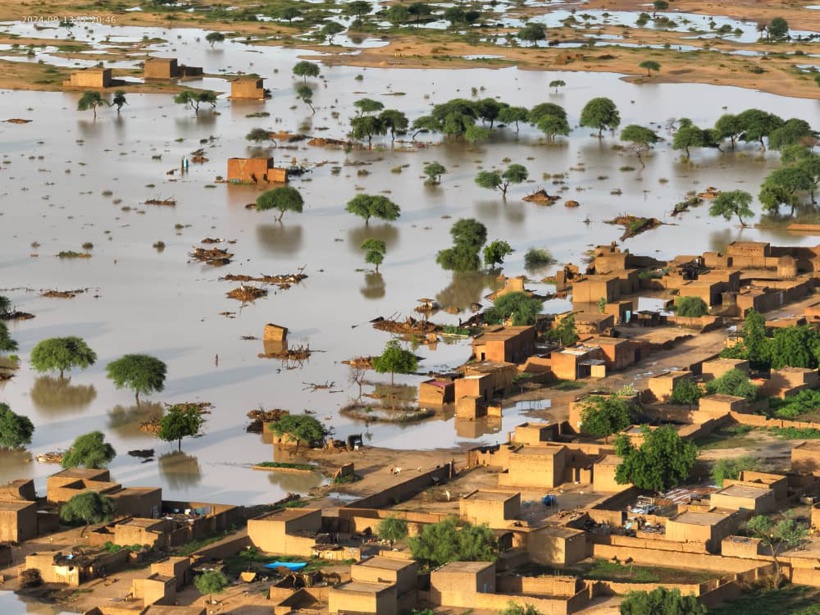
[20,568,43,588]
[523,248,555,273]
[711,456,757,487]
[677,296,708,317]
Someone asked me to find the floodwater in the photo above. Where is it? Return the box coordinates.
[0,19,819,521]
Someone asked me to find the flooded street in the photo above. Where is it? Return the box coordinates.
[0,25,819,509]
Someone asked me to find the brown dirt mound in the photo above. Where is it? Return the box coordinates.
[227,285,268,302]
[247,408,290,433]
[5,118,31,124]
[523,189,561,204]
[190,246,233,266]
[342,356,374,369]
[307,137,350,147]
[372,316,441,335]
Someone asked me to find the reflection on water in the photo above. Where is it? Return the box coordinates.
[256,223,304,255]
[158,451,202,490]
[436,272,502,313]
[0,449,34,485]
[266,469,324,493]
[107,402,163,440]
[360,272,385,299]
[455,417,503,439]
[30,377,97,415]
[346,223,400,253]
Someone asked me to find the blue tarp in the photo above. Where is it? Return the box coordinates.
[264,561,307,571]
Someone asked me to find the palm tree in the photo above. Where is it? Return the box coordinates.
[77,91,104,120]
[109,90,127,114]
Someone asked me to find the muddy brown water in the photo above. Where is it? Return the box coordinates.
[0,20,819,520]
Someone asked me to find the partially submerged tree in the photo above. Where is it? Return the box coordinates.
[579,97,620,137]
[77,91,104,120]
[436,218,488,272]
[372,339,417,385]
[709,190,754,227]
[518,22,546,46]
[158,404,205,452]
[0,322,18,353]
[106,354,167,404]
[174,90,217,115]
[269,414,326,448]
[379,109,409,143]
[548,79,566,94]
[354,97,384,115]
[257,186,304,222]
[109,90,127,114]
[580,395,638,442]
[295,84,315,114]
[205,32,225,48]
[0,403,34,449]
[620,124,660,167]
[246,127,275,147]
[350,115,386,148]
[60,491,115,537]
[483,240,514,268]
[408,518,497,569]
[62,431,116,469]
[321,21,345,43]
[346,194,401,225]
[498,106,529,133]
[292,60,321,82]
[615,425,697,491]
[483,292,543,326]
[423,161,447,185]
[30,337,97,379]
[474,164,529,200]
[361,239,386,272]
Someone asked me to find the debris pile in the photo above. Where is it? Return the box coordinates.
[221,273,307,290]
[259,344,313,365]
[607,215,662,241]
[35,452,64,464]
[342,356,374,369]
[372,316,441,335]
[144,198,176,206]
[226,285,268,302]
[246,408,290,433]
[523,189,561,204]
[189,246,234,266]
[41,289,87,299]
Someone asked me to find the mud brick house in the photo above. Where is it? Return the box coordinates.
[573,313,616,336]
[572,275,621,305]
[664,509,744,554]
[587,337,639,370]
[710,484,776,514]
[418,379,455,406]
[65,68,111,88]
[329,581,397,615]
[143,57,203,80]
[0,478,39,542]
[46,468,161,518]
[792,440,820,476]
[512,422,556,446]
[647,370,693,402]
[460,491,520,528]
[700,357,750,380]
[230,76,268,99]
[760,367,819,398]
[698,394,747,417]
[472,325,536,363]
[248,507,322,556]
[498,446,568,489]
[527,526,587,565]
[551,344,607,381]
[227,157,287,184]
[430,561,496,607]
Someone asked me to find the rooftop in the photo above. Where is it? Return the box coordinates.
[463,361,517,374]
[49,468,110,480]
[0,500,36,512]
[257,507,320,522]
[463,490,514,502]
[474,326,535,343]
[357,556,415,572]
[334,581,394,595]
[671,510,734,526]
[435,561,495,574]
[700,394,746,403]
[514,445,565,457]
[793,440,820,452]
[715,485,771,500]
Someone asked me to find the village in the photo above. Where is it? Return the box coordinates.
[4,237,820,614]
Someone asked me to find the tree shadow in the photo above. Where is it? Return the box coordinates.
[360,272,385,300]
[107,402,164,440]
[30,376,97,415]
[256,224,304,255]
[158,451,202,490]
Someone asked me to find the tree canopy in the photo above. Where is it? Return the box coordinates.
[158,404,205,452]
[483,240,514,268]
[615,425,697,492]
[549,79,566,93]
[379,109,409,142]
[518,22,546,46]
[295,84,315,113]
[639,60,661,76]
[195,570,229,602]
[110,90,127,114]
[620,124,660,166]
[345,194,401,225]
[580,395,638,442]
[0,403,34,449]
[579,97,620,137]
[60,491,115,536]
[483,292,543,326]
[620,587,706,615]
[423,162,447,185]
[709,190,754,227]
[475,164,528,199]
[361,238,386,272]
[30,337,97,379]
[408,517,497,569]
[676,296,708,318]
[174,90,217,115]
[669,379,703,409]
[377,515,409,544]
[436,218,488,272]
[321,21,345,42]
[0,323,18,353]
[205,32,225,47]
[372,339,418,385]
[350,115,386,147]
[77,91,104,119]
[106,354,167,404]
[257,186,304,222]
[62,431,116,469]
[269,414,326,447]
[292,60,321,81]
[746,513,805,582]
[704,368,758,400]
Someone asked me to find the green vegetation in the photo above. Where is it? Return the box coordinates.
[769,389,820,419]
[60,491,115,536]
[483,292,543,326]
[256,186,305,222]
[372,339,418,385]
[483,240,514,268]
[676,296,708,318]
[638,60,661,76]
[345,194,401,225]
[474,164,529,200]
[501,602,543,615]
[377,515,409,544]
[710,585,820,615]
[62,431,116,469]
[745,513,807,583]
[268,414,326,448]
[696,425,756,450]
[705,368,758,400]
[106,354,167,404]
[579,97,620,137]
[437,218,487,272]
[769,427,820,440]
[361,239,386,272]
[174,90,217,115]
[620,587,706,615]
[0,323,16,353]
[620,124,660,166]
[669,379,703,409]
[0,403,34,449]
[110,90,127,114]
[408,517,497,569]
[255,461,316,471]
[101,541,143,553]
[205,32,225,47]
[423,161,446,185]
[546,314,579,347]
[580,395,639,442]
[615,425,697,491]
[195,570,228,603]
[292,60,320,81]
[523,248,555,273]
[30,337,97,379]
[157,404,205,451]
[711,456,757,487]
[77,91,104,119]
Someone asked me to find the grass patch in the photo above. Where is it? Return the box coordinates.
[255,461,316,471]
[696,425,756,450]
[551,380,586,391]
[769,427,820,440]
[520,559,715,585]
[710,584,820,615]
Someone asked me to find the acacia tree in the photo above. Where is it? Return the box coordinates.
[423,161,447,185]
[483,240,514,268]
[269,414,326,448]
[759,166,813,216]
[257,186,304,222]
[676,296,708,317]
[106,354,167,404]
[518,22,546,46]
[346,194,401,225]
[158,404,205,452]
[638,60,661,76]
[379,109,408,143]
[77,91,105,120]
[62,431,116,469]
[295,84,315,114]
[350,115,386,148]
[436,218,488,272]
[109,90,127,114]
[579,97,620,137]
[246,127,276,148]
[746,514,806,584]
[60,491,115,537]
[377,515,409,544]
[580,396,638,442]
[321,21,345,42]
[714,113,742,150]
[475,164,529,200]
[615,425,697,491]
[372,339,417,385]
[292,60,320,82]
[709,190,754,227]
[0,403,34,449]
[620,124,660,167]
[174,90,217,115]
[408,518,497,569]
[672,122,707,160]
[548,79,565,94]
[30,337,97,379]
[354,97,384,115]
[205,32,225,48]
[669,379,702,409]
[621,588,705,615]
[0,323,18,353]
[195,570,228,605]
[361,239,386,272]
[498,106,529,133]
[483,292,543,326]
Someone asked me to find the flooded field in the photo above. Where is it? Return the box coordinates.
[0,15,819,512]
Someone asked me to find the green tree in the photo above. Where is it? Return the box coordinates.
[361,239,386,272]
[379,109,408,142]
[0,295,10,317]
[195,570,229,605]
[411,115,440,140]
[524,248,555,273]
[269,414,326,448]
[759,166,813,215]
[174,90,217,115]
[620,124,660,167]
[60,491,115,537]
[676,296,708,317]
[372,339,417,385]
[205,32,225,48]
[735,309,770,369]
[62,431,116,469]
[158,404,204,452]
[709,190,754,227]
[257,186,304,222]
[408,2,433,24]
[580,97,620,137]
[746,514,806,583]
[620,587,705,615]
[109,90,127,114]
[768,118,813,151]
[106,354,167,404]
[548,314,578,347]
[30,337,97,379]
[483,292,543,326]
[669,379,702,409]
[385,4,410,25]
[580,396,638,442]
[529,102,567,125]
[672,123,707,160]
[475,98,505,128]
[711,456,757,487]
[354,97,384,115]
[714,113,742,150]
[276,6,302,23]
[651,0,669,15]
[423,161,447,185]
[0,403,34,449]
[501,602,543,615]
[77,91,104,119]
[615,425,697,491]
[769,325,820,369]
[537,114,571,142]
[292,60,320,82]
[483,240,514,268]
[736,108,784,150]
[350,115,386,148]
[518,22,546,46]
[246,127,276,148]
[705,368,758,400]
[408,518,497,569]
[345,0,372,18]
[436,218,487,272]
[498,106,529,133]
[345,194,401,225]
[639,60,661,76]
[0,323,18,353]
[475,165,528,200]
[295,84,315,114]
[548,79,565,94]
[430,98,479,139]
[377,515,409,544]
[767,17,790,40]
[321,21,345,43]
